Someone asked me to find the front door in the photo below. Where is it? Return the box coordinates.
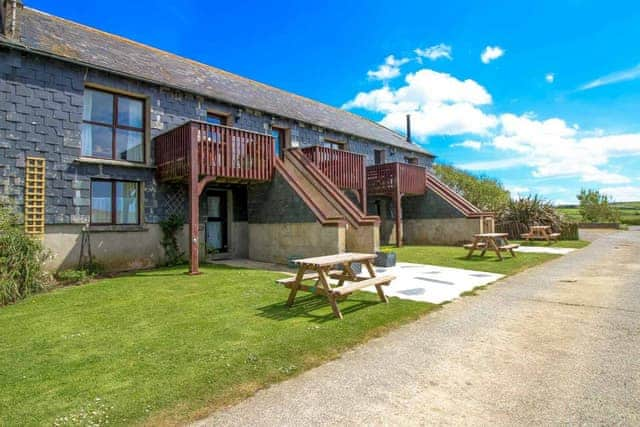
[205,191,228,254]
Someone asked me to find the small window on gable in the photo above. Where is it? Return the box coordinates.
[405,156,418,165]
[206,112,228,125]
[321,139,344,150]
[82,88,145,163]
[374,149,385,165]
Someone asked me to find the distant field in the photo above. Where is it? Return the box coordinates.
[556,202,640,225]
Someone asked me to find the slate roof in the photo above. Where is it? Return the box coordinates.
[1,7,433,156]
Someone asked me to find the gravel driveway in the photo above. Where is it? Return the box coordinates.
[195,229,640,426]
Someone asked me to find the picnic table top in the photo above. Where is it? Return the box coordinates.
[473,233,508,238]
[293,252,376,267]
[530,225,551,229]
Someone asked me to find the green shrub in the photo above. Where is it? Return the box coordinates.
[55,269,94,286]
[559,222,579,240]
[0,199,52,306]
[159,214,185,266]
[577,189,621,223]
[434,164,510,212]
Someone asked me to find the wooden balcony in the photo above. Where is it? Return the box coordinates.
[155,121,274,183]
[367,162,426,196]
[301,146,365,192]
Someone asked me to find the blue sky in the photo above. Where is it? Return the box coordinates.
[30,0,640,203]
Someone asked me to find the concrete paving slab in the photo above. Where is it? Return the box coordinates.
[515,246,576,255]
[360,262,504,304]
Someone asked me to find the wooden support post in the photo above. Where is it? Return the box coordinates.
[394,163,403,248]
[361,163,367,214]
[188,127,201,275]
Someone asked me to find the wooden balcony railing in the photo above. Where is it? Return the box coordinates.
[301,146,365,191]
[367,162,426,196]
[155,121,274,182]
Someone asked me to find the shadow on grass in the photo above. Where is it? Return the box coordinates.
[257,294,379,323]
[453,255,514,263]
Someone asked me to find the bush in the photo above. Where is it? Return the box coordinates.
[159,214,185,266]
[577,189,620,223]
[0,199,52,306]
[55,269,94,286]
[434,164,510,212]
[498,195,563,228]
[496,194,578,240]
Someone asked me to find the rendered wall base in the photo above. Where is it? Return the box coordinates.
[403,218,483,245]
[346,224,379,253]
[248,222,345,264]
[44,224,167,272]
[380,220,400,246]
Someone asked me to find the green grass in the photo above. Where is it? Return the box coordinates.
[513,239,590,249]
[383,245,560,275]
[0,265,436,426]
[558,201,640,225]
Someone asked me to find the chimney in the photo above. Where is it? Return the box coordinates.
[406,114,412,143]
[1,0,23,39]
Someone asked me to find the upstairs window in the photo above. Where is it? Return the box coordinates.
[405,156,418,165]
[374,149,385,165]
[321,139,344,150]
[82,88,145,163]
[206,112,228,125]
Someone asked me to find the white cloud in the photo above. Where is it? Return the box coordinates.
[579,64,640,91]
[600,186,640,202]
[486,113,640,184]
[480,45,504,64]
[451,140,483,150]
[346,57,639,186]
[343,69,497,138]
[458,157,528,171]
[414,43,452,62]
[367,55,410,81]
[545,73,555,83]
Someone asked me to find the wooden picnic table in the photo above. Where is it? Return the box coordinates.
[464,233,519,261]
[276,252,395,319]
[521,225,561,243]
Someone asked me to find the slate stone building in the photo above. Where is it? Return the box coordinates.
[0,1,493,272]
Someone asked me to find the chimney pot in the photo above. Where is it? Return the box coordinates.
[2,0,23,39]
[406,114,412,143]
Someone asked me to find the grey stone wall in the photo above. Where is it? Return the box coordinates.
[247,171,317,224]
[0,47,433,226]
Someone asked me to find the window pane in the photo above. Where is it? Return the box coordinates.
[115,182,139,224]
[83,89,113,124]
[207,196,221,217]
[116,129,144,162]
[271,129,282,156]
[91,181,112,224]
[117,97,143,128]
[82,123,113,158]
[206,114,223,125]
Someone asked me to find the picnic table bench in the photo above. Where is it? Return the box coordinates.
[521,225,560,243]
[464,233,519,261]
[276,252,395,319]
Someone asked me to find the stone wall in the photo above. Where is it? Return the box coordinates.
[248,223,345,264]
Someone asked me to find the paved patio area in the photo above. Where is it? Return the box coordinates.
[363,262,504,304]
[514,246,576,255]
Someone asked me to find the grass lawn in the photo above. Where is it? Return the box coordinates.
[383,244,561,275]
[0,265,436,426]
